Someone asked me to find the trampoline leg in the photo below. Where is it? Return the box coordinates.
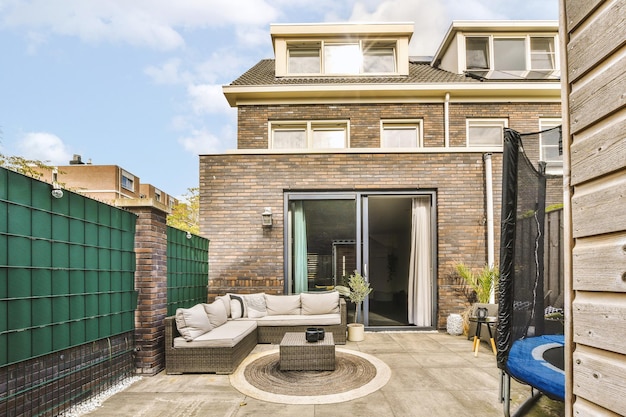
[500,370,511,417]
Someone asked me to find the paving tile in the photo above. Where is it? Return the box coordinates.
[81,331,562,417]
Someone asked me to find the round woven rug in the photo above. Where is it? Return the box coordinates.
[229,347,391,404]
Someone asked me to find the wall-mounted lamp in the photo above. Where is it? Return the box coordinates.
[51,168,63,199]
[261,207,273,227]
[51,183,64,199]
[186,231,192,240]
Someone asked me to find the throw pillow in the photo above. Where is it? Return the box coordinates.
[217,294,231,318]
[265,294,301,315]
[244,293,267,318]
[301,291,340,315]
[204,300,228,328]
[229,294,247,319]
[175,304,213,341]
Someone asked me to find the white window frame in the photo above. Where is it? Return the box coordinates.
[288,42,322,74]
[121,171,134,192]
[286,39,398,76]
[269,120,350,149]
[380,120,423,148]
[464,34,558,74]
[466,119,508,147]
[539,118,562,175]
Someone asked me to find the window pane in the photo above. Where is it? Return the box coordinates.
[288,48,320,74]
[363,46,395,73]
[273,129,306,149]
[324,44,360,74]
[466,37,489,69]
[468,125,503,146]
[289,199,356,293]
[540,125,562,174]
[382,126,418,147]
[312,128,345,148]
[494,38,526,70]
[531,37,555,70]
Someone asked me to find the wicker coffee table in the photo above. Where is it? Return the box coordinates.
[279,332,335,371]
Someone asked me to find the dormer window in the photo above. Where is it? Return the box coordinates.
[286,40,397,76]
[288,42,321,74]
[465,35,557,78]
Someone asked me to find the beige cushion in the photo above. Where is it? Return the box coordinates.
[244,293,267,318]
[217,294,231,318]
[204,300,228,328]
[265,294,301,315]
[175,304,213,341]
[301,291,340,315]
[255,314,340,326]
[173,320,257,348]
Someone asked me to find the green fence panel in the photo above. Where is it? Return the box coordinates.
[70,320,86,345]
[32,268,52,296]
[32,326,53,356]
[0,167,137,367]
[53,323,70,350]
[8,329,31,363]
[32,297,52,326]
[166,227,209,316]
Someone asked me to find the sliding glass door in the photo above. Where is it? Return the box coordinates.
[285,191,436,328]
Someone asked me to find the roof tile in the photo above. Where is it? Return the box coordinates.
[229,59,481,86]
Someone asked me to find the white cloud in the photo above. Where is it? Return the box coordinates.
[16,132,73,165]
[177,128,222,155]
[187,84,232,115]
[144,58,192,85]
[0,0,280,51]
[348,0,557,56]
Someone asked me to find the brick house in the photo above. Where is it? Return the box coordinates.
[200,21,562,329]
[37,154,178,210]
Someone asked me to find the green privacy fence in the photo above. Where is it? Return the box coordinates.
[166,227,209,316]
[0,168,137,367]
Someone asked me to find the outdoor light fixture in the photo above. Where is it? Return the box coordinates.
[186,232,192,240]
[261,207,273,227]
[51,183,63,199]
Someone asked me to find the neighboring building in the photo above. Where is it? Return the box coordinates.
[39,154,178,211]
[561,0,626,415]
[200,21,562,329]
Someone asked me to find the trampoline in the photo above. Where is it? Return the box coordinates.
[507,334,565,401]
[497,128,565,416]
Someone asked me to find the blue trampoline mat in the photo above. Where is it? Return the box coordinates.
[506,334,565,401]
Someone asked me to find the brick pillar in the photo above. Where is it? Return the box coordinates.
[117,199,169,375]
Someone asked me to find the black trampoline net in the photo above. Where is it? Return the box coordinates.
[496,127,564,369]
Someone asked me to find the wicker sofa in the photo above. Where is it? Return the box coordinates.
[164,292,347,374]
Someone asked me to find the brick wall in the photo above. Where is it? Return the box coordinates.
[238,102,561,151]
[126,205,168,375]
[200,151,503,328]
[204,100,561,328]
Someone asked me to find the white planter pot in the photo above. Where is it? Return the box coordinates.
[347,323,365,342]
[446,313,463,336]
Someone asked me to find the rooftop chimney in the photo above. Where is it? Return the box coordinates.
[70,154,85,165]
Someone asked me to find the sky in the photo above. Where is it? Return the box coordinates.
[0,0,558,198]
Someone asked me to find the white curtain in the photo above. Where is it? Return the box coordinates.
[408,197,432,326]
[293,201,308,294]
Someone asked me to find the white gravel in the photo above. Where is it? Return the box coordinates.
[57,376,142,416]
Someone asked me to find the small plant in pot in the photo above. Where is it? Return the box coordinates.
[455,263,499,335]
[335,270,372,342]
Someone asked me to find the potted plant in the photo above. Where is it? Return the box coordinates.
[335,270,373,342]
[455,263,499,337]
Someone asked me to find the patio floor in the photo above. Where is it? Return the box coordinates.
[84,331,564,417]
